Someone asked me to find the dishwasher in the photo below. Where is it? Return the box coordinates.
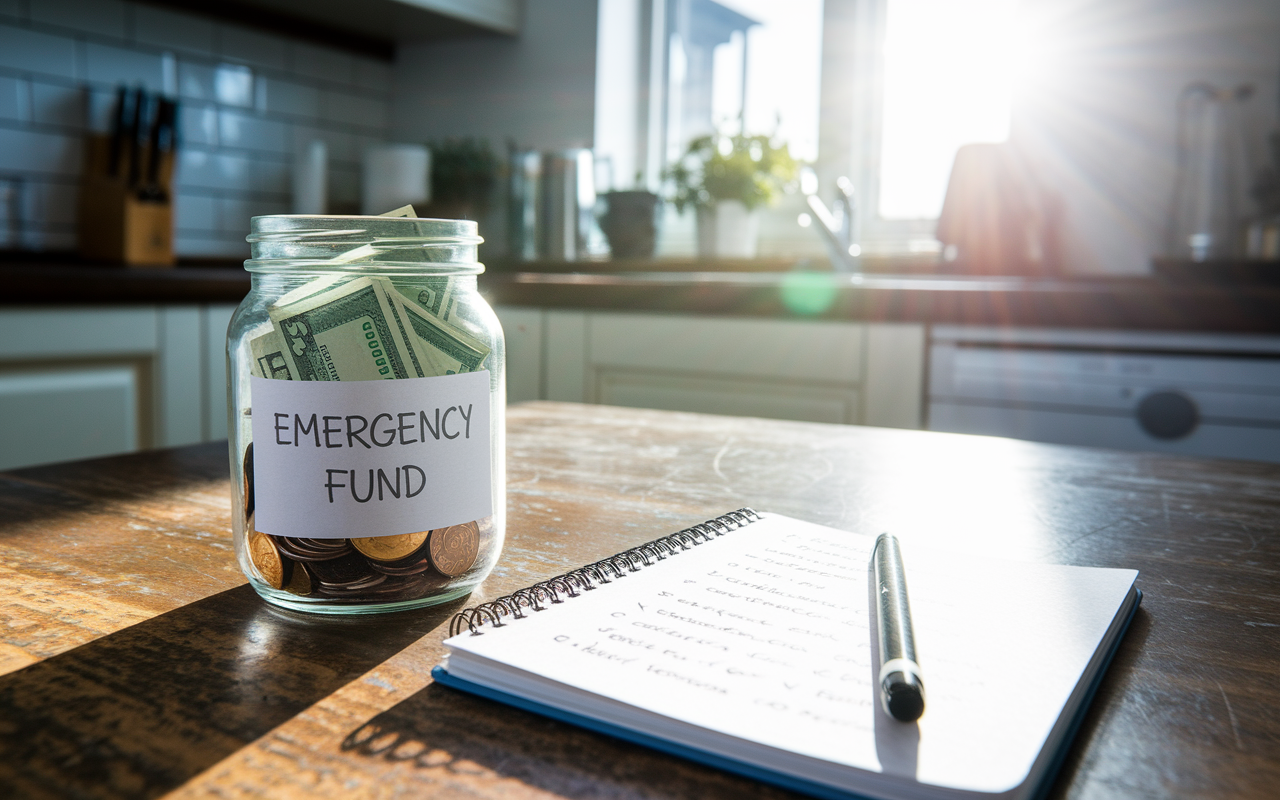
[928,326,1280,463]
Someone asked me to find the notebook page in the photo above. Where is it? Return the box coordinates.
[444,513,1137,796]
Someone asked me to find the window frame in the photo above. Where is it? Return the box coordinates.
[821,0,944,256]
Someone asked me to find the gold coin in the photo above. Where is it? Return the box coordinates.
[248,528,286,589]
[285,561,313,596]
[351,531,429,562]
[428,521,480,577]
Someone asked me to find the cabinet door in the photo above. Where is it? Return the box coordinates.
[586,313,865,424]
[597,369,860,423]
[494,306,544,404]
[0,307,156,469]
[0,304,241,471]
[204,304,238,440]
[492,308,926,429]
[0,365,142,470]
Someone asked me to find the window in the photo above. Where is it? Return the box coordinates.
[595,0,820,185]
[840,0,1029,253]
[711,0,822,163]
[878,0,1017,220]
[595,0,1028,257]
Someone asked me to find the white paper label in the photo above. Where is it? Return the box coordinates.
[251,371,492,539]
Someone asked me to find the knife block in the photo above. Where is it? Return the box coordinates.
[77,134,175,267]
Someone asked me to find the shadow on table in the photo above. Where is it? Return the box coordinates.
[0,584,460,800]
[341,682,801,800]
[1044,605,1154,796]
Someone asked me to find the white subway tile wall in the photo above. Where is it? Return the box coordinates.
[0,0,391,257]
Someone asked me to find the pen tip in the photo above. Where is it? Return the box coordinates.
[883,671,925,722]
[886,683,925,722]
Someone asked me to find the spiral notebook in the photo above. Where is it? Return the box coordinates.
[434,510,1141,800]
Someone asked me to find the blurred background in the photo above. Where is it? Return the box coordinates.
[3,0,1280,470]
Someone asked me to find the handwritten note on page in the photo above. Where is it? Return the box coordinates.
[443,513,1137,798]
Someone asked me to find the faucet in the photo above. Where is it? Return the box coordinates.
[804,176,861,273]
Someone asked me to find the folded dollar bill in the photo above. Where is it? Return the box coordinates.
[251,275,490,380]
[247,205,489,381]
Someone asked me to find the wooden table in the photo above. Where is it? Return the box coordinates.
[1,402,1277,799]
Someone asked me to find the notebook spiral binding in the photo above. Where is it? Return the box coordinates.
[448,508,761,637]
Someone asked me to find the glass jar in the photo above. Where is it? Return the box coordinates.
[227,215,505,614]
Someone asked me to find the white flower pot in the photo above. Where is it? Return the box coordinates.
[696,200,760,258]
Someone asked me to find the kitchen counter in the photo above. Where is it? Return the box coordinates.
[1,260,251,304]
[4,255,1279,333]
[482,270,1280,333]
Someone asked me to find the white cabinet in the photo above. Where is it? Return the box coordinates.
[0,304,239,470]
[586,313,866,424]
[0,366,141,468]
[497,307,545,405]
[494,307,926,428]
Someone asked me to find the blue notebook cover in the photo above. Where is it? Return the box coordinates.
[432,588,1140,800]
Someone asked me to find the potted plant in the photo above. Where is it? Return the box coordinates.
[667,133,798,258]
[425,137,498,220]
[599,184,661,259]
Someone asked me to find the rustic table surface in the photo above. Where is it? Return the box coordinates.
[1,402,1277,799]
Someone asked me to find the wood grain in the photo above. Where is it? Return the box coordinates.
[1,402,1278,799]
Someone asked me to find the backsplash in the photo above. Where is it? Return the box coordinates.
[0,0,391,258]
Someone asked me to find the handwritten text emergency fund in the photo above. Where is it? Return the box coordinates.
[272,405,475,448]
[250,372,493,539]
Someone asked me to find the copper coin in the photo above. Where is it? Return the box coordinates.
[351,531,429,562]
[243,442,255,522]
[248,529,287,590]
[428,521,480,577]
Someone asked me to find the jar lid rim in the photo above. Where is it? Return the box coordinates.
[243,260,485,274]
[249,215,483,245]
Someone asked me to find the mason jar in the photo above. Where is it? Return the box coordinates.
[226,215,505,614]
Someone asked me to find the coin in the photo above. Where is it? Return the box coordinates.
[242,442,255,523]
[310,553,379,587]
[285,561,313,596]
[373,573,432,599]
[428,521,480,577]
[369,552,433,576]
[248,528,287,589]
[351,531,429,562]
[275,537,353,561]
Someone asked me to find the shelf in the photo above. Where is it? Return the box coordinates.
[151,0,519,59]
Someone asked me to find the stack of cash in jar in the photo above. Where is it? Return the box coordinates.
[249,273,490,382]
[249,204,491,382]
